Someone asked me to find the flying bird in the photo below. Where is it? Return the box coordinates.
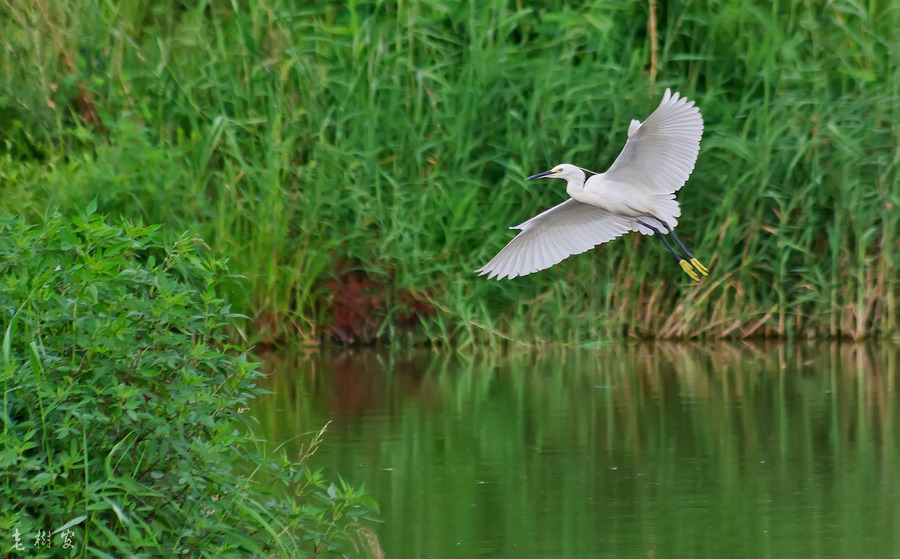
[477,88,708,281]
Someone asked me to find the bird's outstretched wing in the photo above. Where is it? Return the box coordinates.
[603,88,703,195]
[476,199,633,280]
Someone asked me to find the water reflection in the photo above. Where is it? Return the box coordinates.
[253,344,900,559]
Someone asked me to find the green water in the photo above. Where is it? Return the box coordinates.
[253,344,900,558]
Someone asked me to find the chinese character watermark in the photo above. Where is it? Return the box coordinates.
[8,519,83,553]
[60,528,75,549]
[33,529,51,548]
[11,528,25,551]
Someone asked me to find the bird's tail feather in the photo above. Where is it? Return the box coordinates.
[633,195,681,235]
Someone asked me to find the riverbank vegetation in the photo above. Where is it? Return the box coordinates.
[0,212,380,556]
[1,0,898,346]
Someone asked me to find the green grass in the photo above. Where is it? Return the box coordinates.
[1,0,898,345]
[0,211,380,556]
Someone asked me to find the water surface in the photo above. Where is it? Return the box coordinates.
[253,344,900,558]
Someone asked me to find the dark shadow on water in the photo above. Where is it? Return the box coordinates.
[252,343,900,559]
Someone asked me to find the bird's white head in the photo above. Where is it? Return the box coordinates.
[525,163,586,183]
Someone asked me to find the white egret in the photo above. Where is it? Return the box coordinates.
[477,88,708,282]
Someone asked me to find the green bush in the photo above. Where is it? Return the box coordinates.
[0,210,379,557]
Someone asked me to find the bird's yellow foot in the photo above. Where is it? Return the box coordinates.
[690,258,709,276]
[679,259,700,282]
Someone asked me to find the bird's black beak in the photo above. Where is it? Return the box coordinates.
[525,170,554,180]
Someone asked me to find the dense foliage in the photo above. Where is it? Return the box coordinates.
[0,211,378,557]
[1,0,898,344]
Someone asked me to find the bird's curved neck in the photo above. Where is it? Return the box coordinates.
[565,175,587,199]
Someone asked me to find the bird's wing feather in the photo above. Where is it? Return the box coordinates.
[476,199,632,280]
[603,88,703,195]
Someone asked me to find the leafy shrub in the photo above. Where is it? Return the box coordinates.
[0,210,379,557]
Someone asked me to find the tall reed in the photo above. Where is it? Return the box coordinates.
[1,0,897,344]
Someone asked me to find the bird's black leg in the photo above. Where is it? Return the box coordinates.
[646,214,709,277]
[648,215,693,259]
[636,219,684,261]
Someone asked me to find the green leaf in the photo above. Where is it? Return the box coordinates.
[52,515,88,534]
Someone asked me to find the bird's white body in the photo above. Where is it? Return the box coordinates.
[477,88,705,281]
[571,175,676,222]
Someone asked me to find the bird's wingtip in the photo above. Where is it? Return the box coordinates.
[475,266,503,280]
